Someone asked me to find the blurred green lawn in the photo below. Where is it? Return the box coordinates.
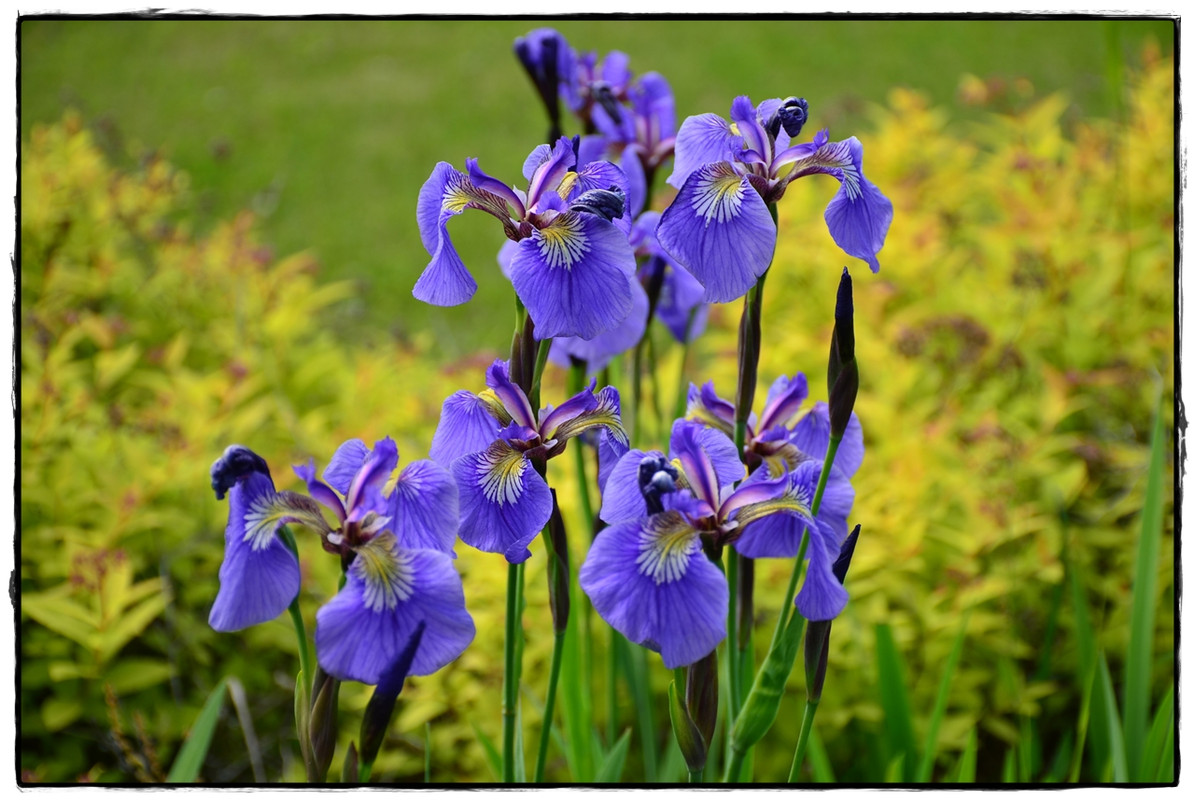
[20,18,1173,355]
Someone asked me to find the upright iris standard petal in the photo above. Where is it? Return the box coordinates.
[429,391,504,465]
[791,402,864,477]
[669,419,744,503]
[667,113,739,190]
[453,441,553,563]
[549,279,648,373]
[389,460,460,555]
[323,439,372,497]
[686,381,736,437]
[757,373,810,433]
[485,360,538,430]
[345,437,399,522]
[657,162,777,303]
[510,211,636,340]
[414,163,480,306]
[314,533,475,683]
[795,518,850,622]
[580,513,728,669]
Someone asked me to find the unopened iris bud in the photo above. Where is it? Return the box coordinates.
[210,444,271,500]
[685,650,719,749]
[514,29,566,138]
[804,525,860,703]
[590,80,623,123]
[308,667,341,782]
[827,267,858,439]
[569,185,626,222]
[359,623,426,772]
[544,491,571,635]
[765,96,809,139]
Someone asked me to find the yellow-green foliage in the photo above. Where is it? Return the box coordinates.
[20,44,1174,784]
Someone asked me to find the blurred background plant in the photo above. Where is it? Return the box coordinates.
[18,19,1174,784]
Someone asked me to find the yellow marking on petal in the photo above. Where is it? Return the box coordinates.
[691,166,745,224]
[686,406,735,437]
[353,532,415,612]
[535,217,590,270]
[442,184,472,213]
[553,409,626,446]
[636,513,700,585]
[734,494,812,528]
[477,389,514,425]
[557,171,580,199]
[243,491,329,551]
[478,444,528,506]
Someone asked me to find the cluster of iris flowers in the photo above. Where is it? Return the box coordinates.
[208,26,891,783]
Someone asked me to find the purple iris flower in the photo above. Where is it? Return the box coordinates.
[630,210,708,344]
[209,445,323,632]
[580,418,844,667]
[658,96,894,302]
[292,437,475,685]
[429,359,626,563]
[208,440,475,685]
[415,137,637,340]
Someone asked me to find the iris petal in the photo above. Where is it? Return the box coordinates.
[390,459,460,555]
[429,391,504,465]
[323,439,371,497]
[791,402,864,477]
[209,472,303,632]
[315,533,475,682]
[758,373,809,433]
[549,279,648,374]
[453,441,553,563]
[657,162,776,303]
[795,519,850,621]
[598,447,656,524]
[667,112,739,190]
[580,515,727,669]
[510,212,636,340]
[413,163,479,306]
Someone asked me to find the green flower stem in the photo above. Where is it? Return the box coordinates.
[530,335,552,409]
[533,631,566,783]
[787,699,820,782]
[726,549,741,723]
[606,630,621,744]
[502,561,523,783]
[287,600,312,700]
[674,310,699,420]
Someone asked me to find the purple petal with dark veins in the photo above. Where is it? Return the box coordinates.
[667,112,739,190]
[453,441,553,563]
[429,390,503,465]
[390,459,460,555]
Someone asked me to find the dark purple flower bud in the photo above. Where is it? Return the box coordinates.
[359,623,425,772]
[544,491,571,635]
[569,185,626,222]
[590,80,624,124]
[777,96,809,138]
[210,444,270,500]
[686,649,719,750]
[804,525,860,703]
[827,268,858,439]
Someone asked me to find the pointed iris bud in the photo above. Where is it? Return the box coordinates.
[804,525,860,703]
[308,666,341,782]
[359,622,426,773]
[590,80,623,123]
[211,444,271,500]
[685,650,719,750]
[827,267,858,439]
[514,30,565,139]
[569,185,626,222]
[341,741,359,783]
[544,491,571,635]
[668,679,707,776]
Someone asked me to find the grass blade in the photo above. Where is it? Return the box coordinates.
[595,729,632,782]
[953,728,978,783]
[874,624,916,780]
[1142,685,1174,782]
[1124,404,1166,780]
[807,727,836,782]
[914,608,971,781]
[559,582,595,781]
[1063,505,1097,782]
[471,722,502,781]
[1001,748,1016,783]
[166,677,229,783]
[1092,651,1128,782]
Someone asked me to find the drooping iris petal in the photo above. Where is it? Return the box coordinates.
[620,148,647,219]
[314,533,475,683]
[795,518,850,622]
[323,439,372,497]
[580,513,728,669]
[669,419,743,506]
[390,459,460,555]
[413,163,479,306]
[429,391,504,465]
[598,447,656,524]
[790,402,864,477]
[731,460,853,557]
[786,136,893,274]
[453,441,553,563]
[667,112,739,190]
[657,162,777,303]
[758,373,809,433]
[510,211,636,340]
[549,279,648,374]
[210,472,309,632]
